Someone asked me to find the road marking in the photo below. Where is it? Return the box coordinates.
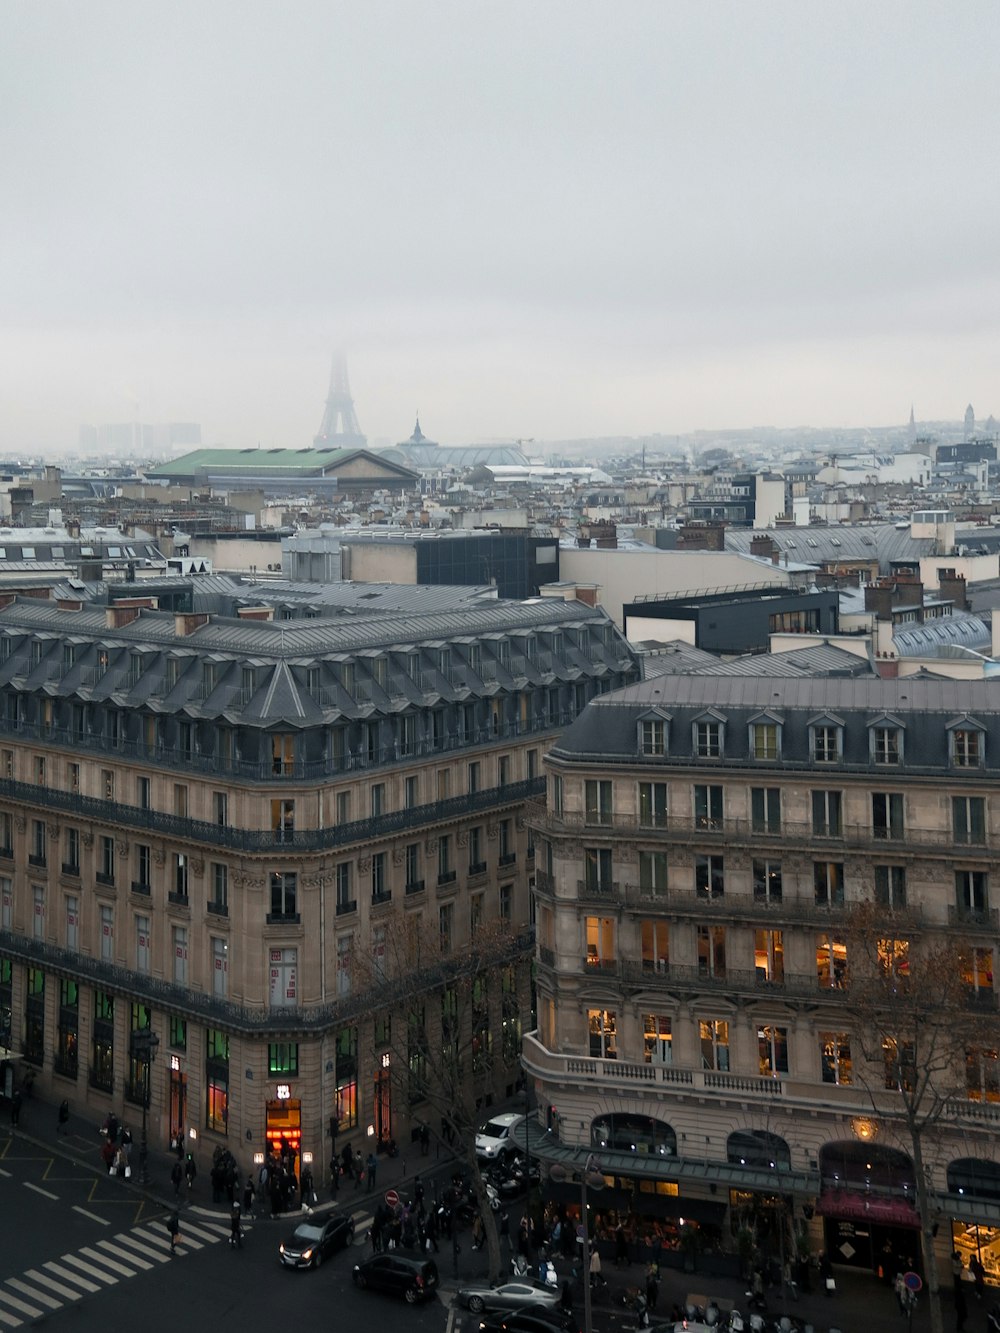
[78,1247,137,1278]
[96,1240,153,1271]
[111,1233,170,1264]
[41,1262,100,1294]
[5,1281,61,1312]
[22,1182,58,1201]
[133,1228,173,1254]
[0,1292,43,1320]
[0,1308,21,1329]
[0,1168,10,1178]
[72,1205,110,1225]
[59,1255,118,1286]
[23,1269,82,1302]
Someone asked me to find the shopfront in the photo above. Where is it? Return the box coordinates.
[817,1141,920,1277]
[949,1158,1000,1287]
[266,1088,302,1177]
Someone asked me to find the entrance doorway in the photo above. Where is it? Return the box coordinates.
[373,1069,391,1147]
[169,1069,187,1144]
[266,1098,302,1178]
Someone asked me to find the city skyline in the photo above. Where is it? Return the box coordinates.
[2,1,998,452]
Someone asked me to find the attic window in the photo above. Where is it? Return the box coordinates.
[831,539,842,547]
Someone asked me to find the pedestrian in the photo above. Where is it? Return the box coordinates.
[472,1213,485,1252]
[820,1251,835,1297]
[184,1152,197,1192]
[895,1271,908,1314]
[243,1174,256,1219]
[121,1126,132,1165]
[645,1263,659,1312]
[590,1245,604,1289]
[615,1222,629,1267]
[353,1148,364,1191]
[229,1201,243,1249]
[10,1089,22,1128]
[170,1158,183,1197]
[167,1209,181,1254]
[956,1281,968,1333]
[301,1164,315,1209]
[952,1251,965,1289]
[58,1099,70,1135]
[970,1253,986,1302]
[366,1151,377,1192]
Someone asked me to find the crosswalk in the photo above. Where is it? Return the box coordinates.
[0,1208,234,1328]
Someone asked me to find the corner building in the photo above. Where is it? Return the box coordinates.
[0,591,637,1173]
[527,675,1000,1282]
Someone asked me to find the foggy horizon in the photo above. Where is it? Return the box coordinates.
[3,2,998,453]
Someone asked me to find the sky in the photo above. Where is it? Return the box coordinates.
[1,1,998,453]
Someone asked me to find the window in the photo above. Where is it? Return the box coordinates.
[272,734,294,776]
[817,934,848,988]
[470,892,484,934]
[404,776,418,809]
[207,935,228,998]
[32,885,44,939]
[638,782,668,828]
[638,850,667,896]
[812,724,841,764]
[0,813,10,858]
[878,937,910,982]
[270,946,298,1006]
[499,818,513,862]
[370,783,385,818]
[640,719,665,756]
[65,895,79,951]
[694,784,723,831]
[585,916,615,968]
[172,927,188,984]
[883,1035,916,1091]
[169,1016,187,1052]
[874,865,907,910]
[371,853,388,902]
[498,755,510,788]
[136,916,150,973]
[335,1027,358,1128]
[952,728,983,768]
[211,863,228,913]
[961,947,995,1005]
[643,1014,672,1064]
[872,792,904,840]
[64,827,80,875]
[814,861,844,907]
[873,726,902,765]
[335,790,351,824]
[584,847,613,894]
[100,904,114,960]
[335,936,351,997]
[697,925,726,978]
[405,843,420,891]
[99,835,115,884]
[953,796,986,845]
[438,903,453,954]
[811,790,842,838]
[173,784,188,817]
[468,761,480,794]
[30,819,46,866]
[966,1047,999,1103]
[695,854,724,899]
[820,1032,853,1084]
[699,1019,729,1071]
[268,1043,299,1077]
[468,827,484,875]
[173,853,189,900]
[68,762,80,792]
[271,799,294,844]
[751,722,779,761]
[956,870,989,918]
[270,871,298,919]
[640,920,669,973]
[588,1008,617,1059]
[137,776,150,810]
[499,882,512,921]
[754,929,784,983]
[205,1029,229,1134]
[336,862,354,913]
[400,714,417,758]
[753,859,782,902]
[585,780,613,826]
[438,835,453,883]
[695,720,723,758]
[551,775,564,817]
[758,1025,789,1076]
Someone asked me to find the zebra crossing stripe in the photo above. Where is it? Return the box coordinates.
[111,1233,170,1263]
[78,1247,137,1278]
[0,1307,21,1329]
[23,1269,83,1302]
[60,1254,118,1286]
[41,1261,100,1293]
[95,1241,153,1271]
[182,1217,230,1240]
[133,1228,174,1254]
[5,1281,61,1312]
[0,1291,43,1320]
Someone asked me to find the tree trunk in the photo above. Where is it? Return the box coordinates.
[464,1145,503,1284]
[909,1124,944,1333]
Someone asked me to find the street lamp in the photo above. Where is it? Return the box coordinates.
[550,1154,605,1333]
[131,1028,160,1186]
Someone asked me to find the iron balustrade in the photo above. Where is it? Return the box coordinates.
[0,775,545,855]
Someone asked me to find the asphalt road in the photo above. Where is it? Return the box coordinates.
[0,1128,454,1333]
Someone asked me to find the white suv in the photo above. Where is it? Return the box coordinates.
[475,1112,524,1162]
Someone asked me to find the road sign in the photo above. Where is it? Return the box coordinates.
[903,1271,923,1292]
[384,1188,400,1208]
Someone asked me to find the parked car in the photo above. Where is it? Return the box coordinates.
[352,1254,439,1304]
[457,1280,561,1315]
[478,1306,580,1333]
[475,1112,525,1163]
[278,1212,355,1269]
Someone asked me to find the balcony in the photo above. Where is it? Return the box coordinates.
[335,899,357,917]
[130,881,151,896]
[405,880,426,897]
[371,890,392,908]
[949,904,1000,930]
[499,852,517,868]
[95,872,115,888]
[266,912,301,926]
[576,879,619,903]
[468,862,487,880]
[206,900,229,918]
[582,956,620,977]
[62,863,81,878]
[168,892,190,908]
[28,854,46,869]
[437,871,457,887]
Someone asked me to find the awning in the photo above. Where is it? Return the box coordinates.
[634,1194,728,1226]
[545,1180,632,1211]
[817,1190,920,1229]
[0,1047,22,1061]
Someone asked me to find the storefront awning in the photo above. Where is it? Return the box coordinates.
[0,1048,22,1061]
[817,1190,920,1229]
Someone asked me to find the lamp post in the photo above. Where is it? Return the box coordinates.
[550,1154,605,1333]
[131,1028,160,1186]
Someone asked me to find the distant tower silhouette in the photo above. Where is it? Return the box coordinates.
[908,405,916,446]
[965,403,975,439]
[315,353,366,448]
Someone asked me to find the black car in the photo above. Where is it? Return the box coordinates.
[479,1306,580,1333]
[352,1254,439,1304]
[278,1212,355,1269]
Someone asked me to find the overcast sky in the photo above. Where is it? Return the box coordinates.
[2,1,998,453]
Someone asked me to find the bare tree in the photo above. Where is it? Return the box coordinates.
[350,912,531,1284]
[846,902,993,1333]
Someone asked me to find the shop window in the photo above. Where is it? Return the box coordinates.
[820,1032,853,1084]
[335,1027,358,1130]
[591,1112,675,1156]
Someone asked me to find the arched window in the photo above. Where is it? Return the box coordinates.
[727,1130,791,1171]
[819,1140,914,1192]
[947,1158,1000,1202]
[591,1113,676,1157]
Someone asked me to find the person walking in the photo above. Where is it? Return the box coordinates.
[645,1263,659,1313]
[58,1099,70,1135]
[184,1153,197,1193]
[171,1158,183,1198]
[590,1244,605,1290]
[121,1126,133,1165]
[353,1149,364,1192]
[167,1209,181,1255]
[243,1174,256,1219]
[615,1222,629,1267]
[970,1253,986,1302]
[366,1152,377,1193]
[229,1201,243,1249]
[10,1089,22,1129]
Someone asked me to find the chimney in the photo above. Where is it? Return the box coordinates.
[105,597,157,630]
[938,573,969,611]
[864,581,894,621]
[894,576,923,607]
[174,613,209,637]
[57,598,83,612]
[750,534,776,561]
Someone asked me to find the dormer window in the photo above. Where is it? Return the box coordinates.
[749,712,783,762]
[953,728,983,768]
[809,716,845,764]
[641,720,665,757]
[693,711,726,759]
[873,726,902,765]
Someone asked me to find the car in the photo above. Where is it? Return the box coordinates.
[478,1306,580,1333]
[457,1280,562,1315]
[475,1112,525,1162]
[278,1211,356,1269]
[352,1254,439,1304]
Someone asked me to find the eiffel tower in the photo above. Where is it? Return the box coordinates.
[314,352,366,448]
